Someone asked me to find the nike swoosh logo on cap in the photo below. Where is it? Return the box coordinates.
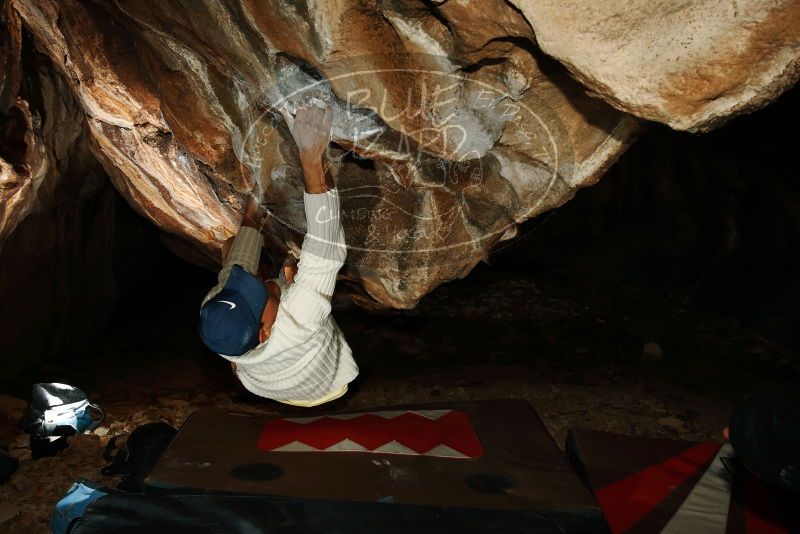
[218,300,236,309]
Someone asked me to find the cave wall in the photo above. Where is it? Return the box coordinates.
[0,28,117,376]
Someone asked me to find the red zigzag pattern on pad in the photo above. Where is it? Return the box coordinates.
[257,410,484,458]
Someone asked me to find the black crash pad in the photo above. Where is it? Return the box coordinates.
[140,400,604,532]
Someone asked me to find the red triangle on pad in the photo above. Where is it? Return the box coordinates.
[595,442,721,533]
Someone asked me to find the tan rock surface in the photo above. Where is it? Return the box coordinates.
[5,0,640,310]
[510,0,800,132]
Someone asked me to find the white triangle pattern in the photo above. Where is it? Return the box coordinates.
[268,439,470,457]
[372,411,409,419]
[283,416,324,425]
[424,444,468,458]
[327,413,372,421]
[324,438,369,452]
[372,440,418,455]
[282,410,454,424]
[271,441,317,452]
[410,409,451,420]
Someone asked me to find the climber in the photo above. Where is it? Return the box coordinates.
[197,102,359,407]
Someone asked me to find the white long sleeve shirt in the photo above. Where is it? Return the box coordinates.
[211,189,359,406]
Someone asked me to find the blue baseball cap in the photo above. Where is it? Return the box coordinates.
[199,265,268,356]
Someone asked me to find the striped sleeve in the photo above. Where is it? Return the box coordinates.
[201,226,263,307]
[279,188,347,329]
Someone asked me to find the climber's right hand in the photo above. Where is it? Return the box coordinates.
[279,103,332,162]
[242,195,266,229]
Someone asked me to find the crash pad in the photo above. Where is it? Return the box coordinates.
[144,400,604,532]
[566,427,799,534]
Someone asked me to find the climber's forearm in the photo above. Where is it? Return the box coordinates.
[300,151,335,194]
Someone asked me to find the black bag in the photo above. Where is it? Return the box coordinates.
[101,422,177,492]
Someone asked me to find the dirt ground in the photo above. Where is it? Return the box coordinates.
[1,262,796,532]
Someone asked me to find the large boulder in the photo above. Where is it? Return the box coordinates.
[0,0,797,369]
[7,0,641,310]
[509,0,800,132]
